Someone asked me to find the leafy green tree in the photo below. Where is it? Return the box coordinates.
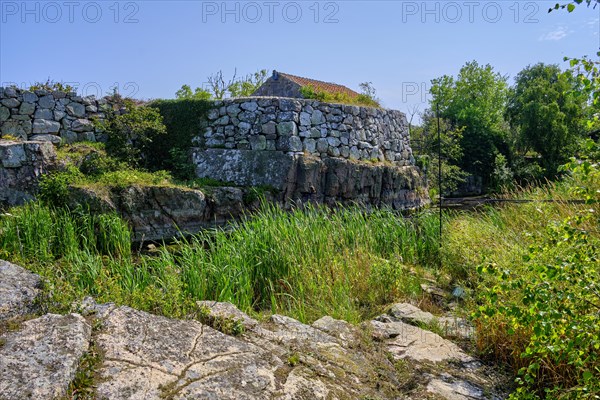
[565,54,600,138]
[506,63,584,177]
[411,110,468,196]
[228,69,268,97]
[430,61,510,185]
[175,84,212,100]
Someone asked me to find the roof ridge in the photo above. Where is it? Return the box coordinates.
[277,72,360,98]
[280,72,349,89]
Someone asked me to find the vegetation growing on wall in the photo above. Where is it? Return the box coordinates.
[300,81,381,108]
[147,99,212,179]
[175,68,268,100]
[99,100,167,170]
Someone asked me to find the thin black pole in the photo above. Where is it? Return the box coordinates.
[436,95,442,269]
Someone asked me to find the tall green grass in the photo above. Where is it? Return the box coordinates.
[0,202,441,323]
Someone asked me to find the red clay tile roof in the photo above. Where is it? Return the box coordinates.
[279,72,360,98]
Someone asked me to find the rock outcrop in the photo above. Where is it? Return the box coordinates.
[194,151,427,210]
[68,185,255,242]
[0,314,91,399]
[0,260,510,399]
[0,260,42,321]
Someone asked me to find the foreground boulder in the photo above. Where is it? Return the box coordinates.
[0,313,91,399]
[0,260,42,321]
[0,261,509,399]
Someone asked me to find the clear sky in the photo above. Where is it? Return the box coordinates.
[1,0,599,116]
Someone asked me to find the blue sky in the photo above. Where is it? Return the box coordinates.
[1,0,599,115]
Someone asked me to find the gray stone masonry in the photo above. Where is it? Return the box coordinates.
[197,97,415,166]
[0,87,124,144]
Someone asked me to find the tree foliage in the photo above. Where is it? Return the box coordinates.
[175,84,212,100]
[176,69,268,100]
[411,110,468,196]
[429,61,509,184]
[506,63,585,177]
[100,101,167,169]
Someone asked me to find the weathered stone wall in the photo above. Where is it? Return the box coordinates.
[0,87,121,144]
[193,97,427,210]
[0,140,56,207]
[199,97,414,165]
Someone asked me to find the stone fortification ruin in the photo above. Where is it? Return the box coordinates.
[193,97,428,209]
[0,86,122,144]
[1,87,429,221]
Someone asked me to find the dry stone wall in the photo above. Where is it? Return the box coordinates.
[0,87,121,144]
[0,140,56,207]
[198,97,414,166]
[193,97,428,210]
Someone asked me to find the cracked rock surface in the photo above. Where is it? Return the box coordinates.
[0,261,510,399]
[0,313,91,400]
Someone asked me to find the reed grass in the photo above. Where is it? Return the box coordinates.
[0,202,441,323]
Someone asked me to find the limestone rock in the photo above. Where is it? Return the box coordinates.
[0,260,42,321]
[384,302,436,325]
[427,375,486,400]
[30,134,62,144]
[1,98,20,108]
[71,118,94,132]
[66,102,86,117]
[0,313,91,399]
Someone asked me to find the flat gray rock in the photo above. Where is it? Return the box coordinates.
[0,260,42,321]
[93,305,400,399]
[369,319,474,364]
[0,313,91,399]
[385,302,437,325]
[94,306,278,400]
[427,374,486,400]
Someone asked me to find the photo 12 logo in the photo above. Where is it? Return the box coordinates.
[201,1,340,23]
[401,1,540,23]
[1,81,140,98]
[1,2,140,23]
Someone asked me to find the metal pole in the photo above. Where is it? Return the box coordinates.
[436,95,442,269]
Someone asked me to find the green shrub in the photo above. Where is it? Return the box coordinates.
[100,102,167,169]
[38,166,83,207]
[28,79,75,93]
[147,99,212,178]
[472,158,600,399]
[79,151,126,177]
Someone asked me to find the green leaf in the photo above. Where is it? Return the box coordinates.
[567,3,576,12]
